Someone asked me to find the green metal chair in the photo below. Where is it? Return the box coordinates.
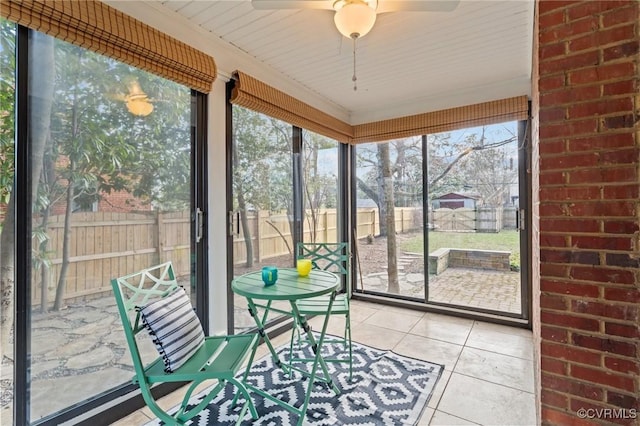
[111,262,258,425]
[289,242,352,380]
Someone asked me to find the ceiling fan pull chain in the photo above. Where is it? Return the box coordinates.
[352,36,358,91]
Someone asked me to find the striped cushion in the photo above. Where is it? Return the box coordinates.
[137,287,204,373]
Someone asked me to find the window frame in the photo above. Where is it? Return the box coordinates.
[11,25,210,425]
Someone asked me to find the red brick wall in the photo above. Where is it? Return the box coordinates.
[49,190,150,214]
[96,190,151,212]
[538,1,639,424]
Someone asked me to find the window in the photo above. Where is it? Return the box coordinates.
[354,122,528,319]
[2,25,204,424]
[302,130,340,244]
[230,106,294,333]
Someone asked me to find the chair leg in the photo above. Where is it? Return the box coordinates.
[345,312,353,381]
[177,380,225,423]
[143,395,180,425]
[289,310,353,381]
[228,377,259,421]
[232,342,259,408]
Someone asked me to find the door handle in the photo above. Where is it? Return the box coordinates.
[228,211,240,237]
[518,209,525,231]
[195,208,204,243]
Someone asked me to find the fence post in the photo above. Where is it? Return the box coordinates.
[323,210,328,242]
[371,209,376,236]
[157,211,164,264]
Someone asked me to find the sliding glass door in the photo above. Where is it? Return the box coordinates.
[354,122,528,319]
[301,129,341,245]
[354,137,426,298]
[426,123,524,315]
[229,105,295,333]
[3,25,207,424]
[228,104,347,333]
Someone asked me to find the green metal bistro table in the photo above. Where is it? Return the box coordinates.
[231,268,341,425]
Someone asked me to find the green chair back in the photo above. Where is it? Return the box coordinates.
[111,262,178,380]
[296,242,349,296]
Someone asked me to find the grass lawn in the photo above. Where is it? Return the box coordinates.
[401,230,521,268]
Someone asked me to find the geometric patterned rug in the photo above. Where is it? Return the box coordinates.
[147,337,444,425]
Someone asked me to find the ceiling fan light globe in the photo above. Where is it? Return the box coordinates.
[334,2,376,38]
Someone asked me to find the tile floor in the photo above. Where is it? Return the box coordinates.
[113,300,537,425]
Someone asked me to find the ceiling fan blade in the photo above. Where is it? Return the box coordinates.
[376,0,460,13]
[251,0,334,10]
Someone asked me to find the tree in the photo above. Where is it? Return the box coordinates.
[357,137,422,236]
[302,130,337,243]
[232,107,266,267]
[0,20,15,207]
[0,35,194,313]
[232,107,293,266]
[427,127,517,200]
[355,128,517,293]
[44,42,192,310]
[456,128,518,206]
[378,143,399,293]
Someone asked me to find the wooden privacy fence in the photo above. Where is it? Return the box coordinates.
[32,210,191,307]
[432,206,516,233]
[353,207,423,240]
[234,207,423,265]
[33,205,515,305]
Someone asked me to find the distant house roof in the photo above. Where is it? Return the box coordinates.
[433,192,480,200]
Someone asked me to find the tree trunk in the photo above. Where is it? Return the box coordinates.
[39,206,51,313]
[376,145,388,237]
[237,190,253,268]
[39,140,56,313]
[1,32,55,359]
[53,173,74,310]
[232,131,254,267]
[29,33,54,211]
[379,144,399,293]
[305,140,319,242]
[53,55,83,311]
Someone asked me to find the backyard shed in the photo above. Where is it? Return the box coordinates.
[431,193,480,210]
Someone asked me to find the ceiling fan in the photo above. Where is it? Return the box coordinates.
[251,0,460,90]
[251,0,460,37]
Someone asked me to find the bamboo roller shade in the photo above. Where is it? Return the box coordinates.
[232,71,529,144]
[352,96,530,143]
[230,71,354,143]
[1,0,217,93]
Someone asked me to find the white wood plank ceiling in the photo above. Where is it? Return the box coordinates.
[157,0,534,123]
